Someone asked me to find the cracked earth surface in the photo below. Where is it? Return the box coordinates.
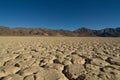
[0,37,120,80]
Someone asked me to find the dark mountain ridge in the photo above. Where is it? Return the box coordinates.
[0,26,120,37]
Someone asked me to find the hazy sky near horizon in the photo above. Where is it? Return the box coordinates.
[0,0,120,30]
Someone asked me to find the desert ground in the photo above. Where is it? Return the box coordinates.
[0,37,120,80]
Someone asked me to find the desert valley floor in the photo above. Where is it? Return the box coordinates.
[0,37,120,80]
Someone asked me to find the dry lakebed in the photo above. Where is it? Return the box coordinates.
[0,37,120,80]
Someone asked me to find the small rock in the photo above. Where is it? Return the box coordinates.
[62,60,72,66]
[63,64,86,79]
[71,55,85,64]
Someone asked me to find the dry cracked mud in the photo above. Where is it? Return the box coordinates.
[0,37,120,80]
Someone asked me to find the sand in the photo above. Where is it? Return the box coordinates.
[0,37,120,80]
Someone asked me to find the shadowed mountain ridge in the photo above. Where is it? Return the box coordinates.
[0,26,120,37]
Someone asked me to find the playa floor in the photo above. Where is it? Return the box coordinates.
[0,37,120,80]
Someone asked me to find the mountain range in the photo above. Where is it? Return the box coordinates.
[0,26,120,37]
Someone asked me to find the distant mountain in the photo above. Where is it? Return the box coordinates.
[74,27,120,37]
[73,27,97,36]
[96,28,120,37]
[0,26,120,37]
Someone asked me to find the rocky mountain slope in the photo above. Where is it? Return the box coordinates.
[0,26,120,37]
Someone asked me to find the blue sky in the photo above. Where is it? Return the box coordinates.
[0,0,120,30]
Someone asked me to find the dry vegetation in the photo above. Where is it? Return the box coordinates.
[0,37,120,80]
